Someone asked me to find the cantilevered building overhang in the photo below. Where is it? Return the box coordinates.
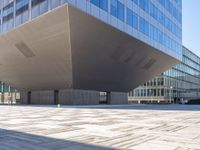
[0,4,179,92]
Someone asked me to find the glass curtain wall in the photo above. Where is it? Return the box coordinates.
[130,46,200,103]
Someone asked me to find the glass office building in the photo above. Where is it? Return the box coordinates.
[0,81,18,103]
[129,46,200,103]
[0,0,182,60]
[0,0,182,105]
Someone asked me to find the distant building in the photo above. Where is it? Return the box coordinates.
[129,46,200,104]
[0,81,18,104]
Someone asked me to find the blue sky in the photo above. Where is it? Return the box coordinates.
[183,0,200,56]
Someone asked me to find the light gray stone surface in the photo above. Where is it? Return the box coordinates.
[0,104,200,150]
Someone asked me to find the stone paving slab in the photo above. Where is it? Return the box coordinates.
[0,105,200,150]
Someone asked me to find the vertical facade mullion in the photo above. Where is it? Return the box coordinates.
[13,0,16,28]
[29,0,31,20]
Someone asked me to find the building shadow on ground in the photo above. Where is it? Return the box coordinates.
[62,104,200,111]
[0,128,115,150]
[12,104,200,111]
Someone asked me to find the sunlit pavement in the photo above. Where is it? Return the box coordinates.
[0,104,200,150]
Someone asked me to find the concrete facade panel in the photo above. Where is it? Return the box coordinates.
[59,89,99,105]
[108,92,128,104]
[20,91,28,104]
[20,89,100,105]
[31,91,54,105]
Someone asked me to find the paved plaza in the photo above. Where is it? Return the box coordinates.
[0,105,200,150]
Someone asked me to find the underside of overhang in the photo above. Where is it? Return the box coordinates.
[0,4,179,92]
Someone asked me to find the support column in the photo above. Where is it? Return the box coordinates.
[59,89,100,105]
[20,91,28,104]
[106,92,111,104]
[54,90,59,105]
[28,91,31,104]
[31,90,54,105]
[106,92,128,104]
